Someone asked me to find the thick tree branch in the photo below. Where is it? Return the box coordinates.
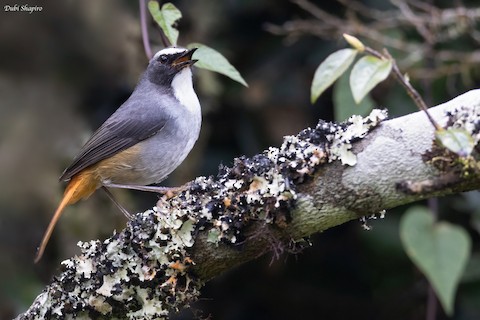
[18,90,480,319]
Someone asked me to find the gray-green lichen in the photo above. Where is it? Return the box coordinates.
[18,109,387,320]
[444,105,480,144]
[20,208,200,320]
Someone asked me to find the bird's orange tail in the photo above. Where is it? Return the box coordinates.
[35,170,98,263]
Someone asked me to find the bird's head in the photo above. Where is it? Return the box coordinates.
[147,47,198,87]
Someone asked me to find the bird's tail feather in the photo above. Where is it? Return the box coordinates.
[34,170,98,263]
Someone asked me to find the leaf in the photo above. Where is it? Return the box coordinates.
[343,34,365,52]
[333,70,373,121]
[435,128,475,157]
[188,43,248,87]
[350,56,392,104]
[400,206,471,315]
[148,1,182,46]
[311,48,357,104]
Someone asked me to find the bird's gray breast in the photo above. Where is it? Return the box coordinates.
[134,88,201,184]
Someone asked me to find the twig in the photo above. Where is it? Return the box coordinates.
[426,284,438,320]
[292,0,344,29]
[159,29,171,48]
[391,0,435,44]
[270,0,480,84]
[139,0,152,59]
[336,0,388,20]
[364,46,442,130]
[141,0,171,55]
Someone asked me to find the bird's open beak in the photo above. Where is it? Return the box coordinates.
[173,48,198,69]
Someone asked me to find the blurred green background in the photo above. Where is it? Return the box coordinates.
[1,0,480,319]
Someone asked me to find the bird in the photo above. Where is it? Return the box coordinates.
[35,47,201,263]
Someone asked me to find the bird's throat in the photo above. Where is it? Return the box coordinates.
[171,68,201,115]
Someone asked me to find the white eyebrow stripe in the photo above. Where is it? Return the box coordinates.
[153,47,187,59]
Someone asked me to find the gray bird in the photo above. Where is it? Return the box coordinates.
[35,47,201,262]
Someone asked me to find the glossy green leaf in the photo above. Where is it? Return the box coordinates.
[435,128,475,157]
[400,206,471,315]
[188,43,248,87]
[148,1,182,46]
[350,56,392,104]
[333,71,373,121]
[311,48,357,104]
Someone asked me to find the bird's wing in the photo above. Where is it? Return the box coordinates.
[59,106,169,181]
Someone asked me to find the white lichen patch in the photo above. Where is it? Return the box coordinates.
[95,275,115,297]
[76,257,94,279]
[327,109,387,165]
[127,288,167,319]
[445,105,480,143]
[19,109,386,320]
[185,109,387,246]
[19,208,201,320]
[172,219,195,248]
[334,143,356,166]
[359,210,387,231]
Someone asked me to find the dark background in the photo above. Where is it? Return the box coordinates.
[1,0,480,319]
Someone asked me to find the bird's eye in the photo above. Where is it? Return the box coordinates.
[159,54,168,63]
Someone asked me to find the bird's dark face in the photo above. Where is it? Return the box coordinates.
[147,47,198,87]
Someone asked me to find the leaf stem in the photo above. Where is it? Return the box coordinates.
[364,47,442,130]
[426,284,438,320]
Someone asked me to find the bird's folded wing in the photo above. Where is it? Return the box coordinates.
[59,110,168,181]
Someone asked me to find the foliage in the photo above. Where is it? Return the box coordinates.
[5,1,480,319]
[308,23,478,320]
[310,48,357,103]
[148,1,247,87]
[148,2,181,46]
[333,72,374,121]
[349,55,392,104]
[188,43,248,87]
[435,128,476,157]
[148,1,479,317]
[400,206,471,315]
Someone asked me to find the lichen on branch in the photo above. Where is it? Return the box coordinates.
[19,109,388,319]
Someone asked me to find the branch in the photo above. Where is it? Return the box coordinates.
[17,90,480,319]
[265,0,480,80]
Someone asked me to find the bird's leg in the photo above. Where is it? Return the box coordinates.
[101,186,133,220]
[104,183,190,195]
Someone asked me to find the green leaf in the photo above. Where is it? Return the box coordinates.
[350,56,392,104]
[187,43,248,87]
[148,1,182,46]
[333,70,373,121]
[435,128,475,157]
[311,48,357,104]
[400,206,471,315]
